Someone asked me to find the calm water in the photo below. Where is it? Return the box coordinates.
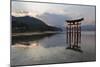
[11,31,96,66]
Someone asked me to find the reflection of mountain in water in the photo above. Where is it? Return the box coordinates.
[12,33,57,45]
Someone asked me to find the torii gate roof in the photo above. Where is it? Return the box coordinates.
[66,18,84,23]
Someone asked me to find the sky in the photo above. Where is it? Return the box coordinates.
[12,0,96,27]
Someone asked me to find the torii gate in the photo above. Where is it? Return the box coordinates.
[66,18,84,49]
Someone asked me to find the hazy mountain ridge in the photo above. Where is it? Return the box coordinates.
[81,25,96,31]
[60,25,96,31]
[12,16,62,33]
[37,12,96,31]
[37,12,70,27]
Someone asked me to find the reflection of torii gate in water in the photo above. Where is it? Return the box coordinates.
[66,18,84,49]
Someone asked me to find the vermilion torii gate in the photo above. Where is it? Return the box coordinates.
[66,18,84,49]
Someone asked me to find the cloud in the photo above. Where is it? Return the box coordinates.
[12,1,96,26]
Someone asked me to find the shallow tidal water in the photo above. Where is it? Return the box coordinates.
[11,31,96,66]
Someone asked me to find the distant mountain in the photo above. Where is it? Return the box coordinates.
[81,25,96,31]
[12,16,62,33]
[59,25,96,31]
[37,12,70,27]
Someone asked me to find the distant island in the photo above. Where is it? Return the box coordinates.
[12,16,62,33]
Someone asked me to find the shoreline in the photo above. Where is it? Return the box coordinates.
[12,31,62,36]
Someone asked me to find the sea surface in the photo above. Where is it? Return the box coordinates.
[11,31,96,66]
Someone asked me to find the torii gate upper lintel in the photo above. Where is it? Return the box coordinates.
[66,18,84,23]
